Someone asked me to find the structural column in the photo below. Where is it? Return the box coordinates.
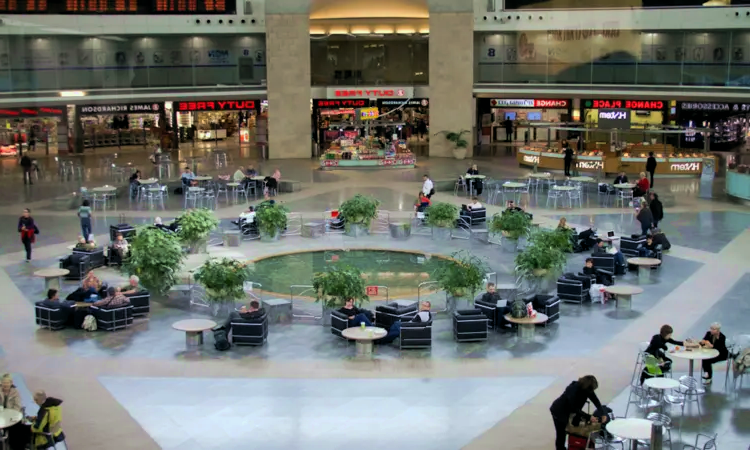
[428,0,474,158]
[265,0,311,159]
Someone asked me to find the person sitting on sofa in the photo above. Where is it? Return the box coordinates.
[121,275,142,295]
[414,192,430,214]
[109,233,129,266]
[338,298,374,327]
[219,300,265,336]
[638,235,659,258]
[92,286,130,308]
[376,301,432,345]
[82,271,102,297]
[479,283,512,330]
[593,239,626,270]
[467,197,483,210]
[504,200,524,214]
[582,259,608,304]
[36,289,75,322]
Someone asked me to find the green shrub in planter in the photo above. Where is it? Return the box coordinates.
[434,250,488,298]
[177,208,219,248]
[123,226,185,295]
[312,264,369,309]
[527,228,573,253]
[514,241,567,282]
[194,257,252,304]
[339,194,380,227]
[255,202,288,237]
[425,202,458,228]
[488,210,531,240]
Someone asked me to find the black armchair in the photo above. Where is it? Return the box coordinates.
[591,253,616,273]
[125,290,150,317]
[109,224,136,242]
[582,269,615,286]
[474,295,500,330]
[521,294,560,324]
[330,310,350,339]
[620,235,646,257]
[90,305,133,331]
[73,247,106,269]
[400,319,432,349]
[556,276,587,305]
[375,302,417,330]
[59,254,90,281]
[563,273,592,293]
[453,309,489,342]
[35,303,69,330]
[230,312,268,346]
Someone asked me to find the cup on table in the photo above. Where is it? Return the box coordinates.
[360,321,365,329]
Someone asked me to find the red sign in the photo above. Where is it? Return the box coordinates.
[177,100,256,112]
[315,100,367,109]
[0,106,64,118]
[323,160,339,167]
[534,99,569,108]
[331,254,340,261]
[378,159,414,166]
[590,99,664,111]
[366,286,379,296]
[334,89,406,98]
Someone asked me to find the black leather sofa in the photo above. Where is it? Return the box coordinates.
[521,294,560,325]
[330,309,375,339]
[73,247,106,269]
[375,302,418,330]
[453,309,489,342]
[620,235,646,257]
[90,305,133,331]
[35,303,70,330]
[59,254,90,281]
[230,312,268,346]
[110,223,136,242]
[125,291,150,317]
[459,207,487,227]
[400,319,432,349]
[474,295,501,330]
[556,274,590,305]
[591,253,616,273]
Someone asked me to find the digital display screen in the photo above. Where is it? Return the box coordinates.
[0,0,235,14]
[597,109,631,130]
[526,112,542,121]
[505,112,516,121]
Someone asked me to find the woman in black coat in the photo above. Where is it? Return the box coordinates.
[550,375,607,450]
[648,192,664,228]
[562,139,574,176]
[700,322,728,384]
[466,164,482,195]
[641,324,686,384]
[17,208,39,262]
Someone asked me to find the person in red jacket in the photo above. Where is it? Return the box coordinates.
[633,172,650,198]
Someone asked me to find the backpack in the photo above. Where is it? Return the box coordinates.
[82,315,97,331]
[213,328,230,351]
[510,299,528,319]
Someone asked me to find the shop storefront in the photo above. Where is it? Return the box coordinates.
[676,101,750,150]
[376,98,430,141]
[477,98,572,145]
[0,106,67,156]
[582,99,667,128]
[174,99,266,145]
[77,102,165,149]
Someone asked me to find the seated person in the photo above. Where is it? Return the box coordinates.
[582,259,608,304]
[699,322,728,385]
[467,196,483,210]
[613,171,629,185]
[376,301,432,345]
[219,300,265,336]
[181,167,197,187]
[557,217,572,231]
[35,289,75,322]
[504,200,524,214]
[651,228,671,251]
[338,298,374,327]
[593,239,626,269]
[414,192,430,214]
[638,235,659,258]
[633,172,650,198]
[233,165,247,183]
[479,283,512,330]
[641,324,688,384]
[109,233,129,265]
[74,236,97,251]
[245,165,257,177]
[26,390,66,450]
[93,286,131,309]
[81,271,103,297]
[239,206,256,224]
[154,217,168,231]
[121,275,142,295]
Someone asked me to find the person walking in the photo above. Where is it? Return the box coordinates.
[20,152,33,185]
[18,208,39,262]
[562,139,574,176]
[648,192,664,228]
[635,201,653,236]
[78,199,93,241]
[646,151,657,187]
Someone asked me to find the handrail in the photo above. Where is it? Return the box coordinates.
[290,284,321,319]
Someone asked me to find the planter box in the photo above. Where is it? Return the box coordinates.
[223,230,241,247]
[187,239,208,254]
[262,298,293,324]
[260,230,281,242]
[302,222,325,238]
[431,226,452,241]
[321,305,334,326]
[345,223,370,238]
[389,222,411,239]
[501,237,519,252]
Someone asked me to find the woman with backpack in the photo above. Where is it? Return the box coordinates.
[550,375,608,450]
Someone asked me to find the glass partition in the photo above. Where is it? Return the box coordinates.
[476,30,750,86]
[502,0,750,9]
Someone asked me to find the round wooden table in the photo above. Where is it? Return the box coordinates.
[627,257,661,284]
[342,326,387,357]
[172,319,217,349]
[34,268,70,291]
[0,409,23,429]
[607,418,655,450]
[671,348,720,377]
[603,285,643,310]
[504,313,548,341]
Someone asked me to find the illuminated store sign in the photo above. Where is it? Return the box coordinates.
[586,99,664,111]
[523,155,540,164]
[326,87,414,99]
[670,162,700,171]
[79,103,164,114]
[176,100,256,112]
[577,161,604,170]
[378,99,429,107]
[359,107,379,120]
[598,109,631,129]
[490,99,569,108]
[316,100,367,109]
[0,106,64,117]
[679,102,750,112]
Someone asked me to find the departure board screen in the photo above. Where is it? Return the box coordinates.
[0,0,235,13]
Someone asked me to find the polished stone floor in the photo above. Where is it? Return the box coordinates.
[0,144,748,450]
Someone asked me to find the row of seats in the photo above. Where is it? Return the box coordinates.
[474,294,561,328]
[35,291,150,331]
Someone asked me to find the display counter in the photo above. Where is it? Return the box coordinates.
[518,148,717,176]
[197,129,227,141]
[320,137,415,169]
[726,170,750,202]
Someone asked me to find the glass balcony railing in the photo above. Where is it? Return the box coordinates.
[476,30,750,86]
[500,0,750,10]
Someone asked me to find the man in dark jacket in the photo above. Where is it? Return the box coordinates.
[20,152,33,185]
[613,171,628,185]
[339,298,374,327]
[646,152,657,187]
[36,289,75,325]
[550,375,608,450]
[648,192,664,228]
[221,300,265,336]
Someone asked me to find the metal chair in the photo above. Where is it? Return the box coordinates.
[615,188,633,208]
[454,177,466,196]
[184,188,202,209]
[585,430,624,450]
[675,376,703,421]
[202,189,217,210]
[630,342,651,385]
[682,432,717,450]
[624,385,660,417]
[568,185,583,208]
[215,181,229,203]
[728,334,750,390]
[640,412,672,448]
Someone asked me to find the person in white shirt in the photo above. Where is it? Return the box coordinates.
[422,174,434,199]
[239,206,255,224]
[467,197,482,210]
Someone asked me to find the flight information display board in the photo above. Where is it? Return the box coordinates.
[0,0,235,13]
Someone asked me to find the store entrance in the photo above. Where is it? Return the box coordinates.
[77,103,165,151]
[477,98,571,146]
[0,106,67,156]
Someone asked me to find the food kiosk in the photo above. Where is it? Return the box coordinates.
[320,134,416,169]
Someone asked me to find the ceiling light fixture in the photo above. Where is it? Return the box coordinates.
[59,91,86,97]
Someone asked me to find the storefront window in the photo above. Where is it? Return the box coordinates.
[475,30,749,87]
[0,34,266,92]
[502,0,750,9]
[311,35,428,86]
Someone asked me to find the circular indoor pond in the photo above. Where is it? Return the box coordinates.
[250,249,452,298]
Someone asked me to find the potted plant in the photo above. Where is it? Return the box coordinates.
[255,202,288,241]
[435,130,470,160]
[193,257,253,316]
[527,228,573,253]
[434,251,489,312]
[425,202,458,240]
[339,194,380,237]
[177,208,219,253]
[389,221,411,239]
[312,265,369,326]
[514,240,567,294]
[123,226,185,295]
[488,211,532,251]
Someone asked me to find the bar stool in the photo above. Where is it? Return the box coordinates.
[215,181,229,203]
[616,189,633,208]
[227,182,242,203]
